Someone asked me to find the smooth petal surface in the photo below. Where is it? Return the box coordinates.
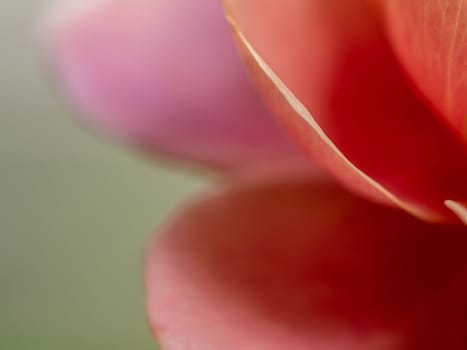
[223,0,467,222]
[146,168,467,350]
[383,0,467,141]
[43,0,302,169]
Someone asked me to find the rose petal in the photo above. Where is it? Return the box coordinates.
[383,0,467,142]
[42,0,303,170]
[146,167,467,349]
[223,0,467,222]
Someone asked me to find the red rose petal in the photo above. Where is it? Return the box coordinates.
[383,0,467,143]
[146,168,467,349]
[223,0,467,222]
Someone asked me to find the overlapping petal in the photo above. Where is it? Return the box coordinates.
[43,0,302,169]
[383,0,467,142]
[146,167,467,349]
[223,0,467,222]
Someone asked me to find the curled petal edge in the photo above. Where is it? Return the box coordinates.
[224,13,443,223]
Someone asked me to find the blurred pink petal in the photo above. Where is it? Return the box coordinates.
[43,0,303,169]
[146,167,467,349]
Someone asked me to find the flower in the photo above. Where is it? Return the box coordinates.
[44,0,467,348]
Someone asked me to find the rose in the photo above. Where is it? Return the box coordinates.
[44,0,467,348]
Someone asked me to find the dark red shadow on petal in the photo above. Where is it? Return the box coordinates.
[146,171,467,349]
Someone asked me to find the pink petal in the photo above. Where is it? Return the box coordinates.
[42,0,303,169]
[146,166,467,349]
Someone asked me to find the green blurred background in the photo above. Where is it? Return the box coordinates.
[1,1,208,349]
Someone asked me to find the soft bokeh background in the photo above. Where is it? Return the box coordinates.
[1,1,208,349]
